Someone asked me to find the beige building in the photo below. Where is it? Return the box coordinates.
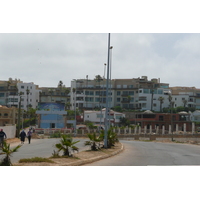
[0,105,17,126]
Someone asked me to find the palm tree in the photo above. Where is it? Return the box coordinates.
[104,128,119,148]
[158,96,164,112]
[49,89,54,102]
[84,132,103,151]
[58,80,63,88]
[182,99,188,107]
[0,141,21,166]
[55,134,80,157]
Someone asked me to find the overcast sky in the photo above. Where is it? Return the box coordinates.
[1,33,200,88]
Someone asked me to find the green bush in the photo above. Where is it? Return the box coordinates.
[49,131,62,138]
[19,157,55,163]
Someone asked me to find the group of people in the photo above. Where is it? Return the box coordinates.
[19,128,32,144]
[0,127,33,147]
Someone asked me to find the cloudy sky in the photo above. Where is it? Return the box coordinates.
[1,33,200,88]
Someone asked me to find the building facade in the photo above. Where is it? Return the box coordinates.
[39,86,70,109]
[0,105,17,126]
[36,102,67,129]
[84,108,125,126]
[71,76,170,112]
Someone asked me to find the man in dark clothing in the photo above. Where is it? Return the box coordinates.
[0,129,7,148]
[19,130,26,144]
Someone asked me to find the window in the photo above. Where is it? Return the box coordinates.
[115,115,122,119]
[143,89,149,93]
[85,91,94,95]
[97,114,103,118]
[0,93,5,97]
[85,97,94,102]
[141,103,146,107]
[95,98,100,102]
[130,98,134,102]
[159,116,164,121]
[122,91,129,95]
[21,86,24,89]
[117,98,120,102]
[139,96,147,101]
[117,91,121,96]
[129,91,134,95]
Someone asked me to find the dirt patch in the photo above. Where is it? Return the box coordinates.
[14,142,123,166]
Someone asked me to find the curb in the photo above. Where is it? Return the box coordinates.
[63,143,124,166]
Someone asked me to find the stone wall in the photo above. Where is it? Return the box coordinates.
[0,125,16,139]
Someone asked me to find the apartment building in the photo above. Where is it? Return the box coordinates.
[0,78,41,111]
[170,86,200,109]
[71,76,171,112]
[16,82,41,110]
[0,78,20,107]
[39,86,70,108]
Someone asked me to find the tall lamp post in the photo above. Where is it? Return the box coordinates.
[73,80,77,136]
[168,92,174,141]
[17,92,23,137]
[104,33,111,148]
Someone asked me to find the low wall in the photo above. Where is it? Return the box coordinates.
[0,125,16,139]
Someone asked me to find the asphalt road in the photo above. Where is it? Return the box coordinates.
[0,138,88,164]
[84,140,200,166]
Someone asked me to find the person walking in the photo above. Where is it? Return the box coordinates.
[19,130,26,144]
[0,129,7,148]
[27,129,32,144]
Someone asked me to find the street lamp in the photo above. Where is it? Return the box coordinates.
[104,33,111,148]
[73,80,77,136]
[17,92,23,138]
[168,91,174,141]
[108,46,113,128]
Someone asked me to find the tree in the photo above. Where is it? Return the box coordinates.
[48,89,54,101]
[119,117,130,127]
[182,99,188,107]
[100,128,119,148]
[113,106,123,112]
[58,80,63,88]
[84,132,103,151]
[54,134,80,157]
[158,96,164,112]
[0,141,21,166]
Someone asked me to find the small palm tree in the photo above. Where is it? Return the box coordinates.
[100,128,119,148]
[85,132,103,151]
[0,141,21,166]
[158,96,164,112]
[182,99,188,107]
[55,134,80,157]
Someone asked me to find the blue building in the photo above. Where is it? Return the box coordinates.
[36,103,67,129]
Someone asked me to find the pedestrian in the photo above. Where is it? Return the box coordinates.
[27,129,32,144]
[19,130,26,144]
[0,129,7,148]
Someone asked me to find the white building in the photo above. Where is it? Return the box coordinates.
[84,108,125,126]
[70,76,170,112]
[7,82,41,110]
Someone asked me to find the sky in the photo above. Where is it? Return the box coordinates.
[1,33,200,88]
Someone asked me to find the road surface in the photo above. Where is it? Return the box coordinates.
[84,140,200,166]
